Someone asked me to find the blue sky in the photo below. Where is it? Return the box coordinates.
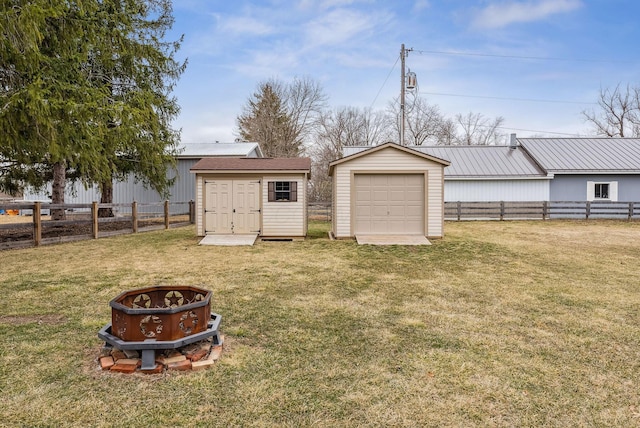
[168,0,640,145]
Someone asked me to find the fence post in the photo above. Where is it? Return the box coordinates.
[585,201,591,220]
[629,202,634,221]
[542,201,548,220]
[164,200,169,229]
[457,201,461,221]
[92,202,99,239]
[132,201,138,233]
[33,202,41,247]
[500,201,505,221]
[189,200,195,224]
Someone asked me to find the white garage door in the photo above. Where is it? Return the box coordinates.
[354,174,424,235]
[204,180,260,234]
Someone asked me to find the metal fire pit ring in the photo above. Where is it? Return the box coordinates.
[98,313,221,370]
[98,286,222,371]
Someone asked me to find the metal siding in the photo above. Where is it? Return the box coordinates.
[550,175,640,202]
[445,180,550,202]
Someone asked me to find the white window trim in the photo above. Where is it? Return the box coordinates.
[587,181,618,202]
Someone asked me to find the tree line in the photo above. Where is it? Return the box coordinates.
[237,78,640,202]
[3,2,638,208]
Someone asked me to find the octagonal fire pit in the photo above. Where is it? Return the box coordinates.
[98,285,221,370]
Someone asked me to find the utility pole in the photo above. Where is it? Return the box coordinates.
[400,44,412,145]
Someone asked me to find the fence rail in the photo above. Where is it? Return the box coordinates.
[2,200,638,250]
[0,201,194,250]
[444,201,640,220]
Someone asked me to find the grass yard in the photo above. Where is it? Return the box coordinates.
[0,220,639,427]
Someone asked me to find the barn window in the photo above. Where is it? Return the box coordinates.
[268,181,297,202]
[587,181,618,201]
[594,183,609,199]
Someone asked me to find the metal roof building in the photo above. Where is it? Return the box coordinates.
[518,138,640,173]
[179,142,263,159]
[518,137,640,202]
[22,142,264,209]
[343,144,551,201]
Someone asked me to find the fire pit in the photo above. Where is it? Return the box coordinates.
[98,285,221,370]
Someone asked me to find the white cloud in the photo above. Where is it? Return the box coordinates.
[471,0,583,30]
[218,15,275,36]
[412,0,430,13]
[304,8,391,48]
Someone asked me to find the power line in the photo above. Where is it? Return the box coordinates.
[494,125,582,137]
[370,54,400,109]
[420,91,597,105]
[413,49,633,64]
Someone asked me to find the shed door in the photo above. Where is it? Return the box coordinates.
[204,180,260,234]
[354,174,424,235]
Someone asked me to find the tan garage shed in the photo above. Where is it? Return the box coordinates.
[190,157,311,239]
[328,143,450,240]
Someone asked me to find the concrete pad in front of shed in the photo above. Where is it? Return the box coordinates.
[199,234,258,246]
[355,235,431,246]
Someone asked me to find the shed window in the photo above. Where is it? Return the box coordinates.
[268,181,297,202]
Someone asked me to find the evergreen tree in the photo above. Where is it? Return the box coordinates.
[237,82,293,157]
[0,0,185,219]
[237,77,326,157]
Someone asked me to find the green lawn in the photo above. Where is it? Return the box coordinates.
[1,220,639,427]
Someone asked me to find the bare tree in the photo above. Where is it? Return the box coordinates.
[308,106,389,201]
[438,117,458,145]
[387,93,446,145]
[454,112,506,145]
[236,77,327,157]
[582,84,640,137]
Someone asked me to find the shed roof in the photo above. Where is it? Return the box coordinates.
[178,142,263,158]
[190,157,311,174]
[341,144,546,178]
[518,138,640,173]
[329,142,450,175]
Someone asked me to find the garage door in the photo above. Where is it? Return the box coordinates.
[204,180,260,234]
[354,174,424,235]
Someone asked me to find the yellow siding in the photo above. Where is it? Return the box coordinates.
[261,174,307,237]
[333,147,445,238]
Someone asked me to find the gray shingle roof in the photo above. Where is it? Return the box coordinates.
[518,138,640,173]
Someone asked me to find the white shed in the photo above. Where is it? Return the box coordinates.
[190,157,311,239]
[328,143,450,240]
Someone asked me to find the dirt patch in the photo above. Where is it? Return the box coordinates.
[0,314,67,326]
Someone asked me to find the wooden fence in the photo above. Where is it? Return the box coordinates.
[2,200,638,250]
[307,201,640,222]
[0,201,194,250]
[444,201,640,221]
